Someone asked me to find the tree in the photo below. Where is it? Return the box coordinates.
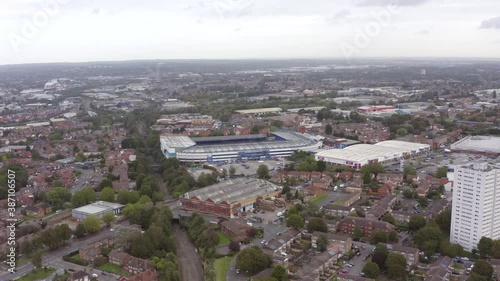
[403,165,416,177]
[286,214,304,229]
[74,222,87,238]
[317,234,329,252]
[386,253,407,281]
[47,187,72,210]
[257,164,270,179]
[470,259,494,280]
[97,179,113,192]
[353,226,363,240]
[221,169,228,178]
[382,214,395,225]
[388,230,399,243]
[362,262,381,279]
[71,187,96,207]
[102,212,116,227]
[271,265,288,281]
[325,124,332,135]
[306,218,328,233]
[477,237,493,258]
[316,160,326,172]
[83,214,101,234]
[436,166,448,178]
[99,187,115,202]
[31,249,43,269]
[412,226,442,252]
[409,214,427,231]
[363,171,371,184]
[402,189,416,199]
[229,241,241,252]
[370,231,388,245]
[229,165,236,175]
[236,246,272,274]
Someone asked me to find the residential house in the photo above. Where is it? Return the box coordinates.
[79,237,114,262]
[304,217,338,232]
[67,271,90,281]
[263,228,301,254]
[334,191,361,207]
[423,199,450,221]
[323,204,353,218]
[338,217,395,237]
[424,256,453,281]
[376,173,404,186]
[295,250,338,281]
[311,232,352,254]
[388,244,420,269]
[25,203,52,217]
[109,250,155,275]
[417,181,432,197]
[392,210,411,223]
[365,195,396,221]
[220,219,254,242]
[337,275,375,281]
[128,269,158,281]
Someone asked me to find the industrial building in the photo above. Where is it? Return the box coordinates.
[160,130,322,163]
[451,136,500,155]
[451,163,500,251]
[234,107,282,115]
[180,177,281,217]
[315,140,430,169]
[72,201,125,220]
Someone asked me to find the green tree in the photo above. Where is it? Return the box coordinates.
[97,179,113,192]
[477,236,493,258]
[363,171,371,184]
[492,240,500,258]
[71,187,96,207]
[257,164,270,179]
[306,218,328,233]
[354,226,363,240]
[317,160,326,172]
[31,249,43,269]
[317,234,329,252]
[74,222,87,238]
[229,165,236,175]
[388,230,399,243]
[412,226,442,253]
[396,127,408,137]
[409,214,427,231]
[386,252,407,281]
[236,246,272,274]
[102,212,116,227]
[47,187,72,210]
[402,189,416,199]
[99,187,115,202]
[83,214,101,234]
[271,265,288,281]
[325,124,332,135]
[362,262,381,279]
[470,259,494,281]
[403,165,417,177]
[436,166,448,178]
[370,231,388,245]
[286,214,304,229]
[382,214,395,225]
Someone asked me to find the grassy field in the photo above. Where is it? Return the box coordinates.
[214,256,233,281]
[308,194,329,205]
[17,268,55,281]
[217,231,231,246]
[99,263,129,276]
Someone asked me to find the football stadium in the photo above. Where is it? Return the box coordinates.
[160,130,323,163]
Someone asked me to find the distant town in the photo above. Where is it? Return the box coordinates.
[0,59,499,281]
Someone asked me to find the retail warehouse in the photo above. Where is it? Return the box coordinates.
[315,140,430,169]
[180,177,281,217]
[451,136,500,155]
[72,201,125,220]
[160,130,322,163]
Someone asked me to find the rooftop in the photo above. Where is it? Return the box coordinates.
[234,107,282,114]
[451,136,500,154]
[183,177,280,204]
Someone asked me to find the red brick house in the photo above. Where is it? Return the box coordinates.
[128,269,158,281]
[109,250,155,275]
[338,217,395,237]
[220,219,255,242]
[25,203,52,217]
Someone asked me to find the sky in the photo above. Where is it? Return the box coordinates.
[1,0,500,65]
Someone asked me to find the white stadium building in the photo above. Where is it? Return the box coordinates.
[315,140,430,169]
[160,130,323,163]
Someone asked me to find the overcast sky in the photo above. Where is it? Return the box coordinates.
[1,0,500,65]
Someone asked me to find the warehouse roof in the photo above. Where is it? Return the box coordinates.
[451,136,500,154]
[183,178,280,204]
[375,140,430,151]
[234,107,282,114]
[73,201,124,214]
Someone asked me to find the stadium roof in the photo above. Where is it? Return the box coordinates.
[160,135,196,148]
[184,177,280,204]
[234,107,282,114]
[191,134,267,143]
[451,136,500,154]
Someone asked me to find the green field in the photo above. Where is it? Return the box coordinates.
[217,231,231,246]
[17,268,55,281]
[99,263,129,276]
[308,194,329,205]
[214,256,233,281]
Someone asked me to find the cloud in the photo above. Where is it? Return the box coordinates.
[356,0,428,6]
[480,16,500,29]
[325,9,351,24]
[91,8,100,15]
[416,29,429,35]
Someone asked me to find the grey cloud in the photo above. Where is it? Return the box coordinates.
[480,16,500,29]
[356,0,428,7]
[325,9,351,25]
